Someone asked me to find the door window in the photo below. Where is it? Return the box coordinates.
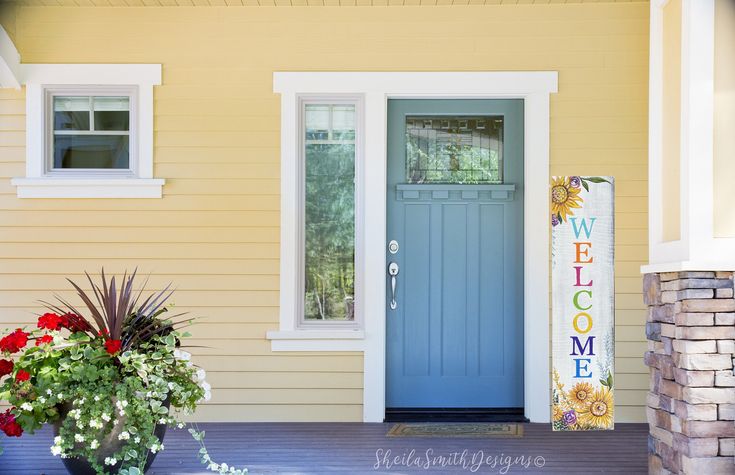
[405,116,503,184]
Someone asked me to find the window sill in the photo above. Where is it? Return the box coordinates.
[266,330,365,352]
[11,177,165,199]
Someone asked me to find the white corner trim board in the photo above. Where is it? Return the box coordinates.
[272,71,558,423]
[11,63,163,199]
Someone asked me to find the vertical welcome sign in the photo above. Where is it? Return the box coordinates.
[551,176,615,431]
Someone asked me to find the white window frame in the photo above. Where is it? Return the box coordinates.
[268,95,366,343]
[268,72,558,424]
[45,86,138,178]
[11,63,164,198]
[297,97,364,331]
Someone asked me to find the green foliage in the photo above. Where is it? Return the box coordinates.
[0,270,222,474]
[1,330,206,474]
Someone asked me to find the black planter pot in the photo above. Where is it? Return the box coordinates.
[53,400,169,475]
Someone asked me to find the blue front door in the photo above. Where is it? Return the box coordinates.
[386,99,524,409]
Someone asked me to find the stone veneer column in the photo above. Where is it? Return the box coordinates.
[644,271,735,474]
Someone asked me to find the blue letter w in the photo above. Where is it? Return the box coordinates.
[571,217,596,240]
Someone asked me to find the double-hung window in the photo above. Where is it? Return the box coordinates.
[49,90,135,175]
[11,63,163,198]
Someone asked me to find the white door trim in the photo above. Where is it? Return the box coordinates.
[273,72,558,423]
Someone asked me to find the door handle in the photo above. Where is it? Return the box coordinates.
[388,262,399,310]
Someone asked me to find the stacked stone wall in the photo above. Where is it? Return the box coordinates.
[644,271,735,474]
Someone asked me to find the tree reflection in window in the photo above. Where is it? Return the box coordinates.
[303,104,355,321]
[406,116,503,184]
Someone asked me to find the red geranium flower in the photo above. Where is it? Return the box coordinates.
[37,313,63,331]
[60,313,90,333]
[104,339,122,355]
[15,370,30,382]
[35,335,53,346]
[0,329,29,354]
[0,409,23,437]
[0,359,13,377]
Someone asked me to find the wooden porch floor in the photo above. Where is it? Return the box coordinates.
[0,422,649,474]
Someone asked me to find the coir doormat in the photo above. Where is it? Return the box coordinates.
[386,423,523,438]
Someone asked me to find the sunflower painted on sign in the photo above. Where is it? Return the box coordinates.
[579,388,614,429]
[567,382,594,410]
[550,176,582,225]
[552,368,615,431]
[550,176,610,226]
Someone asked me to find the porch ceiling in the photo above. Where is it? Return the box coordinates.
[13,0,648,6]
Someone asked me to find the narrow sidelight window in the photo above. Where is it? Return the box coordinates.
[302,103,356,322]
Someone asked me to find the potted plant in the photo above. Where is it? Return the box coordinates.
[0,270,246,475]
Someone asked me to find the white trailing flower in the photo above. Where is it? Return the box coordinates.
[173,349,191,361]
[20,402,33,411]
[50,436,63,456]
[74,434,85,443]
[104,457,117,466]
[38,396,46,404]
[93,395,100,402]
[196,368,206,382]
[158,418,167,424]
[57,392,63,399]
[101,413,111,422]
[76,420,85,429]
[150,442,164,454]
[134,436,141,444]
[90,439,99,450]
[89,419,103,429]
[46,389,53,396]
[69,409,81,420]
[118,431,130,441]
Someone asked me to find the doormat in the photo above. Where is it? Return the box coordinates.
[386,423,523,438]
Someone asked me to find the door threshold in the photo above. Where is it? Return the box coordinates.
[384,408,528,423]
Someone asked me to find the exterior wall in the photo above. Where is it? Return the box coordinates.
[643,271,735,474]
[714,0,735,239]
[0,3,649,422]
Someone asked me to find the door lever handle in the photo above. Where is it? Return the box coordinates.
[388,262,399,310]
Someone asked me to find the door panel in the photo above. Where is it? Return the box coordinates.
[386,99,524,409]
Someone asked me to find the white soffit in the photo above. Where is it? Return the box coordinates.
[0,26,21,89]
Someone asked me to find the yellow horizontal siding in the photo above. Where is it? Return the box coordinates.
[0,2,649,422]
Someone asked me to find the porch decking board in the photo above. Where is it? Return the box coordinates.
[0,422,648,474]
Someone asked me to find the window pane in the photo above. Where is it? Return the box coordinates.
[54,96,90,131]
[305,105,330,140]
[93,96,130,131]
[304,104,356,321]
[406,116,503,184]
[53,135,129,169]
